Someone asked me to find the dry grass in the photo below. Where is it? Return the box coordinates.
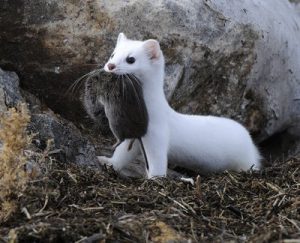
[0,105,299,242]
[0,104,31,222]
[0,156,299,242]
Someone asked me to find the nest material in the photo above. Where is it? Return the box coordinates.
[0,158,299,242]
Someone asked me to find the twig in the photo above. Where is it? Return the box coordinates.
[38,194,49,214]
[280,215,300,231]
[266,182,285,194]
[195,175,202,199]
[159,192,189,213]
[21,207,31,220]
[75,233,104,243]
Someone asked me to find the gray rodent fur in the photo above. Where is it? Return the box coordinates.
[83,69,149,170]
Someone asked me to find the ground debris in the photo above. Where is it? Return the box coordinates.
[0,158,299,242]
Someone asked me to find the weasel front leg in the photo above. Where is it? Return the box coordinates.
[142,126,169,179]
[98,139,139,171]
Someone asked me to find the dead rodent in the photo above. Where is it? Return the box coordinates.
[83,69,149,169]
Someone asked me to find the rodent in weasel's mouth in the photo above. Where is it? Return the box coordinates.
[83,69,149,171]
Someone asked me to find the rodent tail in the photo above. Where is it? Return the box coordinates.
[138,138,149,171]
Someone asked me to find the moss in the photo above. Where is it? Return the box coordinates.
[0,104,31,222]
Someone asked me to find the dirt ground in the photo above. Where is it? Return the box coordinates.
[0,156,299,242]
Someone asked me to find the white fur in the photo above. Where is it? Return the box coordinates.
[100,33,261,178]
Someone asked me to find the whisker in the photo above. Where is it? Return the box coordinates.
[64,68,102,98]
[110,73,119,100]
[120,75,124,100]
[122,75,127,102]
[117,74,124,100]
[130,74,142,87]
[66,70,96,94]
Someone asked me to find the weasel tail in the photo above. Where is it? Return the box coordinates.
[99,33,261,178]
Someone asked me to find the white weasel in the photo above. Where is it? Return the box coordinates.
[99,33,261,178]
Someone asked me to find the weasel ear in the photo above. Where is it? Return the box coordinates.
[117,33,127,45]
[143,39,161,60]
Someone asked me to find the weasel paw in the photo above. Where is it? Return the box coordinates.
[97,156,112,166]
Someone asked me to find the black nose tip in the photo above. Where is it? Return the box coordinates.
[107,63,116,71]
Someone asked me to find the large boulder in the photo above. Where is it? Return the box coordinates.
[0,0,300,156]
[0,68,98,166]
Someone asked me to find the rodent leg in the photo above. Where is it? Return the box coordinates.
[112,139,122,150]
[127,139,135,151]
[98,139,140,171]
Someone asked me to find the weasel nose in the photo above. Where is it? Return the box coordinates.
[107,63,116,71]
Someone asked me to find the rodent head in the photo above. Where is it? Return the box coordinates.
[104,33,164,78]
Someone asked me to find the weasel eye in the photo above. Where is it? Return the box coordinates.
[110,53,115,59]
[126,56,135,64]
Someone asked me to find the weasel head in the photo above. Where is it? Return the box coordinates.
[104,33,164,79]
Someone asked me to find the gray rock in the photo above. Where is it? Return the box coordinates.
[0,68,24,112]
[1,1,300,158]
[29,112,98,166]
[0,68,98,166]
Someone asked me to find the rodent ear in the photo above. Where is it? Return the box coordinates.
[143,39,161,60]
[117,33,127,45]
